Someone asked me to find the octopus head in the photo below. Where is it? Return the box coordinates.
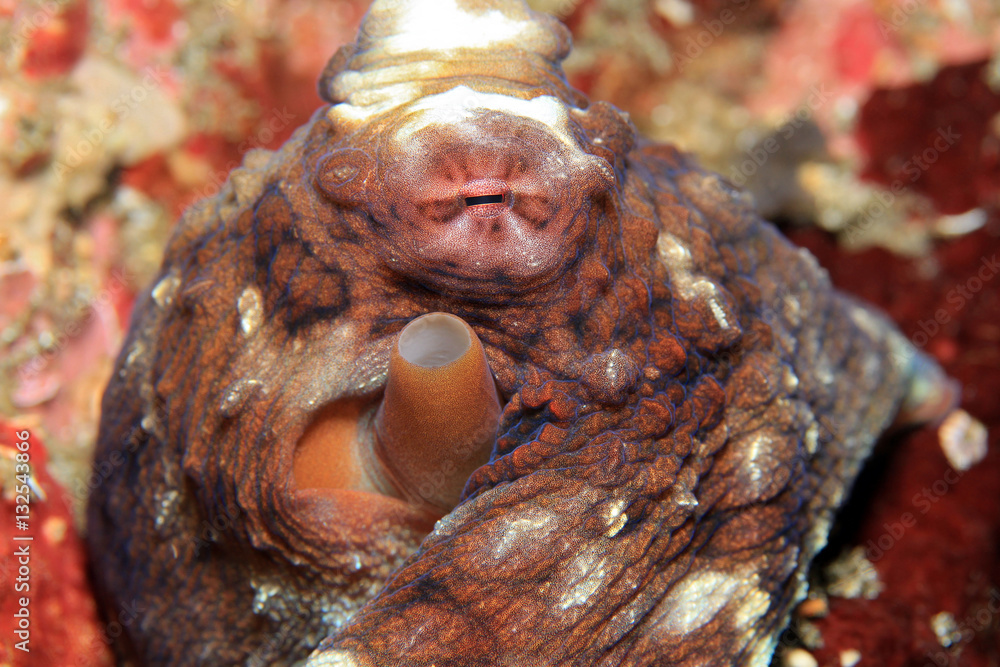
[315,0,633,296]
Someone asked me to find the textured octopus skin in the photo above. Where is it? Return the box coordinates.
[86,1,950,665]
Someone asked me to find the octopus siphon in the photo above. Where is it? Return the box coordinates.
[86,1,958,665]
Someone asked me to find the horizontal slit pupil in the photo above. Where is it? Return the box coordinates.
[465,194,504,206]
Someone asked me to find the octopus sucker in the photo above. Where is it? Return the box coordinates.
[87,0,960,665]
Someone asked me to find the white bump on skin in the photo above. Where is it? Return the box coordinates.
[706,292,731,329]
[151,272,180,308]
[671,485,698,508]
[656,232,693,267]
[656,233,736,332]
[734,583,772,631]
[599,349,632,388]
[218,378,263,417]
[604,499,628,537]
[782,367,799,392]
[492,513,557,560]
[744,431,774,487]
[153,488,179,529]
[659,568,771,638]
[804,422,820,455]
[140,413,157,433]
[237,286,263,336]
[557,549,609,610]
[251,579,282,615]
[124,342,145,368]
[606,513,627,538]
[717,427,796,507]
[779,292,802,327]
[661,570,734,636]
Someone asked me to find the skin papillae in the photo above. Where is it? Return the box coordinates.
[86,1,955,665]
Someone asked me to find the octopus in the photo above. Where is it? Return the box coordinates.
[86,1,958,665]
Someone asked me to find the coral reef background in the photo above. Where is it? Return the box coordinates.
[0,0,997,664]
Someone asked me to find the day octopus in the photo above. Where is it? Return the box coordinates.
[86,1,959,665]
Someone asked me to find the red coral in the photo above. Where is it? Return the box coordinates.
[19,0,88,78]
[0,422,113,666]
[830,3,884,86]
[857,60,1000,215]
[106,0,180,51]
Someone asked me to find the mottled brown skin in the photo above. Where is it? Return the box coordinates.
[86,2,942,665]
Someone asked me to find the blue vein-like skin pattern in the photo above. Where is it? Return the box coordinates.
[86,1,953,665]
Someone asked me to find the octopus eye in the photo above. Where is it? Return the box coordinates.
[465,194,504,206]
[459,179,510,219]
